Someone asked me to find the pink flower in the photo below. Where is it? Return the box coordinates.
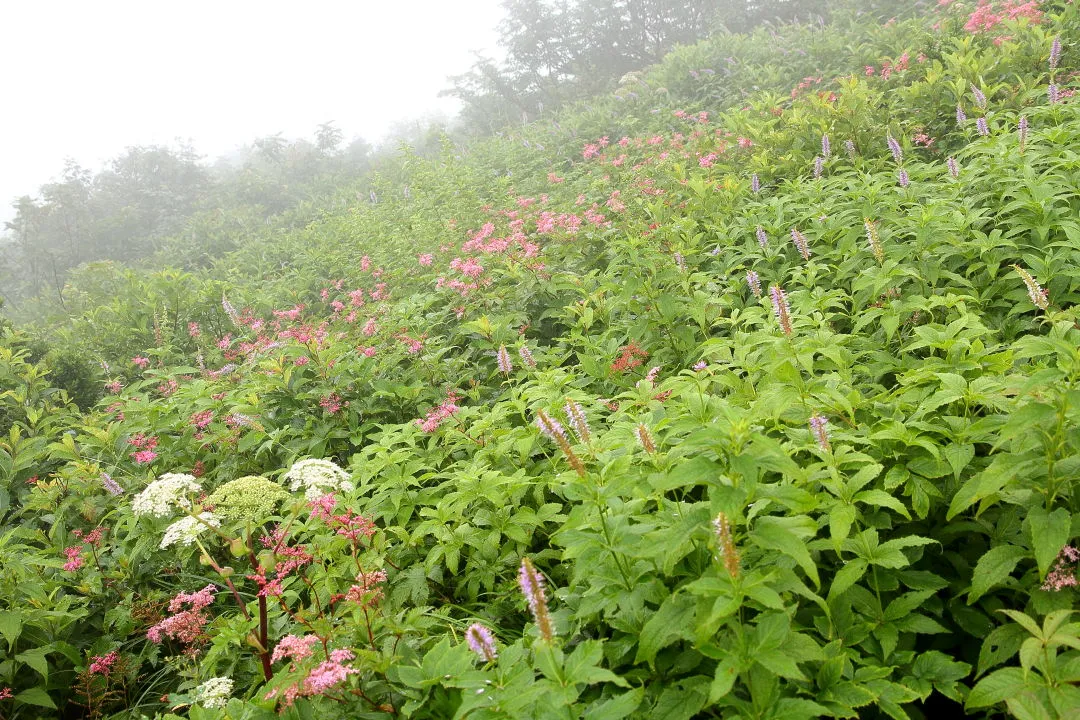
[272,634,319,663]
[63,546,84,572]
[343,569,387,606]
[130,449,158,465]
[737,137,753,148]
[190,410,213,429]
[147,585,216,645]
[362,318,378,336]
[416,392,460,432]
[88,651,119,676]
[417,253,433,266]
[449,257,484,278]
[188,322,201,337]
[319,393,344,415]
[132,356,150,369]
[303,655,358,694]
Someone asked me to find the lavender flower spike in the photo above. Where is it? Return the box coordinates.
[746,270,762,297]
[971,84,987,109]
[496,345,513,374]
[809,413,831,451]
[791,228,811,260]
[1050,37,1062,71]
[886,134,903,165]
[465,623,498,662]
[518,557,554,642]
[770,286,793,336]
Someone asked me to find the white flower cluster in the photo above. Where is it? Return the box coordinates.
[132,473,201,518]
[283,458,354,500]
[192,676,233,709]
[160,512,221,549]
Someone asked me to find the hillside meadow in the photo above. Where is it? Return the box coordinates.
[1,2,1080,718]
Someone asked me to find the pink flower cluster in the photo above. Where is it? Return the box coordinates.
[964,0,1042,34]
[147,585,216,645]
[248,540,314,598]
[190,410,213,430]
[265,649,358,707]
[320,393,344,415]
[88,651,119,676]
[272,634,319,664]
[63,545,84,572]
[341,569,387,607]
[307,494,377,542]
[416,391,460,432]
[1043,545,1080,591]
[128,433,159,465]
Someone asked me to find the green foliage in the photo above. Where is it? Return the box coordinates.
[1,2,1080,718]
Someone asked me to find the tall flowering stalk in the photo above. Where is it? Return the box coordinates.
[746,270,762,297]
[976,117,989,136]
[222,294,240,326]
[564,398,591,444]
[770,286,793,336]
[1019,116,1029,153]
[864,219,884,264]
[518,345,537,368]
[518,557,554,643]
[813,156,823,179]
[713,513,740,580]
[790,228,811,261]
[956,104,967,127]
[844,139,856,161]
[465,623,498,662]
[751,173,760,193]
[1049,84,1060,105]
[535,409,586,477]
[821,133,831,159]
[496,345,513,374]
[947,157,960,179]
[898,169,910,188]
[971,84,987,110]
[886,134,903,165]
[635,423,657,454]
[1013,265,1049,310]
[1050,37,1062,71]
[809,413,831,452]
[755,226,768,249]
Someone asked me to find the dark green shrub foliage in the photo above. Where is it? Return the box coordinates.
[1,2,1080,718]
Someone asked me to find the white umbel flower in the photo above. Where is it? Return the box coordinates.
[192,676,233,709]
[132,473,201,518]
[283,459,354,500]
[160,512,221,549]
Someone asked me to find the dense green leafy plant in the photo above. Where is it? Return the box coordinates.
[1,2,1080,718]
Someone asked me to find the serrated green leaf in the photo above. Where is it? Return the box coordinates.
[968,545,1026,603]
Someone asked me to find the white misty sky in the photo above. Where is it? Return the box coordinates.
[0,0,504,220]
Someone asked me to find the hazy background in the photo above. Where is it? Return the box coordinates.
[0,0,503,222]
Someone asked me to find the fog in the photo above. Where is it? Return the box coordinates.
[0,0,503,221]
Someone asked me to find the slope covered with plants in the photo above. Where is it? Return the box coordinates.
[2,2,1080,718]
